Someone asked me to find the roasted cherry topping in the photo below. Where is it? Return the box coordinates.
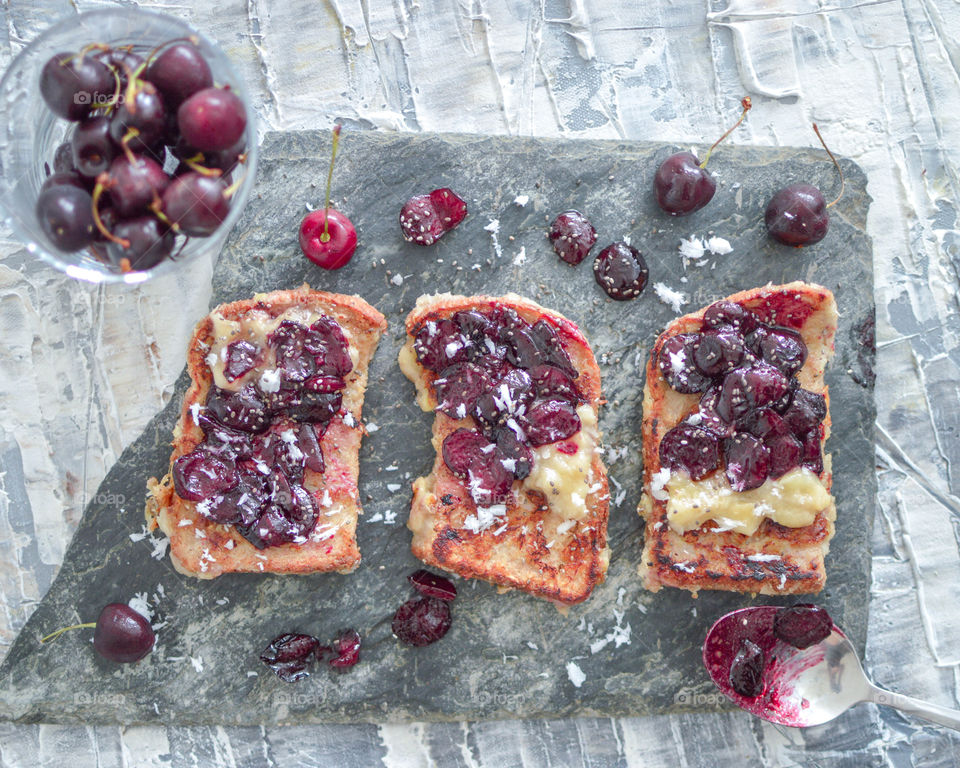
[392,597,452,647]
[420,307,585,509]
[172,317,352,548]
[729,638,765,697]
[773,604,833,649]
[548,210,597,265]
[658,301,826,486]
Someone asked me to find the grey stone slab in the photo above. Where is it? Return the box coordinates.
[0,131,875,725]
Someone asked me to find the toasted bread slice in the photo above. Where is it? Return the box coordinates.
[399,293,610,605]
[146,286,386,578]
[638,281,837,595]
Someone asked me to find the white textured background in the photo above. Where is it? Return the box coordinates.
[2,0,960,765]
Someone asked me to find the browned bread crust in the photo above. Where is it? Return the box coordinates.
[638,281,837,595]
[146,286,386,578]
[400,293,610,605]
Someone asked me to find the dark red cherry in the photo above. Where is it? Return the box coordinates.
[658,424,721,480]
[145,43,213,108]
[40,171,86,194]
[593,241,649,300]
[40,51,113,121]
[522,398,581,446]
[702,300,758,334]
[433,363,493,419]
[299,209,357,269]
[493,427,533,479]
[408,569,458,601]
[529,364,579,402]
[399,187,467,246]
[724,433,770,491]
[758,327,807,376]
[653,152,716,216]
[100,155,169,218]
[548,210,597,265]
[414,318,469,371]
[109,81,167,154]
[773,604,833,649]
[224,340,260,382]
[178,86,247,152]
[172,447,238,501]
[72,115,117,179]
[162,172,230,237]
[658,334,711,394]
[206,385,270,433]
[696,387,735,437]
[765,184,828,246]
[259,632,320,682]
[328,628,362,669]
[782,388,826,437]
[392,597,452,647]
[93,603,155,663]
[35,185,96,252]
[693,328,745,377]
[729,638,764,697]
[441,428,513,506]
[530,320,577,377]
[766,432,802,478]
[800,433,824,474]
[104,216,175,271]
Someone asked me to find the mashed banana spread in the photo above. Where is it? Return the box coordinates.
[665,466,832,536]
[525,405,598,520]
[208,305,357,391]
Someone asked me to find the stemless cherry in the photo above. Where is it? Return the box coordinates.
[172,448,238,501]
[548,210,597,265]
[161,172,230,236]
[659,424,721,480]
[178,86,247,152]
[593,241,649,300]
[703,300,757,334]
[36,185,96,251]
[299,126,357,269]
[72,115,117,179]
[658,334,711,394]
[392,597,452,647]
[766,124,843,247]
[693,328,745,377]
[145,43,213,107]
[773,604,833,649]
[654,97,751,215]
[105,216,175,271]
[40,51,114,121]
[725,433,770,491]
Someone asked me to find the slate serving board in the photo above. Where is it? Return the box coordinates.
[0,131,875,725]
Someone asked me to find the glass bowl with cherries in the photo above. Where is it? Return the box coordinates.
[0,8,258,284]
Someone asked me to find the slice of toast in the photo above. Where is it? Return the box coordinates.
[146,285,386,578]
[399,293,610,605]
[638,281,837,595]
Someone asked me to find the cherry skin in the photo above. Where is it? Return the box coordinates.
[299,209,357,269]
[765,183,829,247]
[653,151,716,216]
[93,603,156,663]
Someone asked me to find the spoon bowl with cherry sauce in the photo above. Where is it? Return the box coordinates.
[703,605,960,730]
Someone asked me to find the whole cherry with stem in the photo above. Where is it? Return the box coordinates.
[41,602,155,663]
[654,97,752,216]
[299,125,358,270]
[765,124,844,247]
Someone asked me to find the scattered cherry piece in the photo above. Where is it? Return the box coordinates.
[729,638,764,697]
[408,569,458,601]
[548,210,597,265]
[399,187,467,246]
[392,597,452,647]
[327,628,362,669]
[773,604,833,649]
[593,241,649,300]
[260,632,320,683]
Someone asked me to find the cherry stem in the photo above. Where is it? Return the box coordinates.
[92,183,129,247]
[106,67,122,113]
[150,198,178,232]
[813,123,845,208]
[223,174,243,200]
[321,125,342,244]
[183,155,223,177]
[700,97,752,169]
[41,622,96,644]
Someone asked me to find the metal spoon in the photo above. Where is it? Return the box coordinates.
[703,606,960,729]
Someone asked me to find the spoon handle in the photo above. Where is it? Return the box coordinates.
[869,683,960,731]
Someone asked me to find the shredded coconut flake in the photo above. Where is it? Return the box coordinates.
[513,194,529,206]
[706,236,733,255]
[650,468,671,502]
[653,282,688,313]
[390,273,404,286]
[678,235,706,260]
[746,553,783,562]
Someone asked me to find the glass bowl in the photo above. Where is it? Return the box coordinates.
[0,8,258,284]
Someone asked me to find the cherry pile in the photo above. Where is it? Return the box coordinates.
[729,604,834,697]
[392,569,457,646]
[172,316,353,548]
[36,40,247,271]
[260,628,362,682]
[413,306,584,508]
[657,300,826,491]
